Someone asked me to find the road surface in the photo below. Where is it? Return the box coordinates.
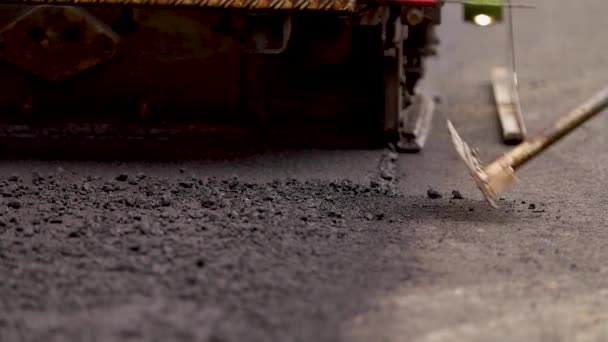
[1,1,608,341]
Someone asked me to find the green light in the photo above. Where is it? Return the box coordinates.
[464,0,503,26]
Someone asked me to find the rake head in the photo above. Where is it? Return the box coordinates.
[447,119,517,208]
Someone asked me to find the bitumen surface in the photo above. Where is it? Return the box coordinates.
[2,1,608,341]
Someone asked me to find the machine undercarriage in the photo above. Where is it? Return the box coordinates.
[0,0,442,159]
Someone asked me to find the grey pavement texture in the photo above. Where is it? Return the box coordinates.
[2,1,608,341]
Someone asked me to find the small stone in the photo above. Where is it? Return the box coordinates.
[375,213,385,220]
[7,201,21,209]
[160,195,173,207]
[201,200,215,208]
[32,174,43,185]
[365,213,374,221]
[8,175,19,182]
[427,188,442,199]
[179,182,193,189]
[328,211,342,219]
[116,174,128,182]
[22,226,35,237]
[196,258,206,268]
[451,190,464,200]
[68,231,80,238]
[528,203,536,210]
[381,173,393,181]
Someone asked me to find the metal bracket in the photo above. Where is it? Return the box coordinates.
[397,93,435,152]
[244,14,292,54]
[492,0,527,144]
[492,66,526,144]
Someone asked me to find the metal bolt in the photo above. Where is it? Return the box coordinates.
[406,8,424,26]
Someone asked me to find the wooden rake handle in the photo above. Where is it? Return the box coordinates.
[492,85,608,171]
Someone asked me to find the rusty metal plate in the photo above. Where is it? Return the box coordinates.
[0,0,356,12]
[0,5,119,82]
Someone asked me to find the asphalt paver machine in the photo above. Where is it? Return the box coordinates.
[0,0,502,157]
